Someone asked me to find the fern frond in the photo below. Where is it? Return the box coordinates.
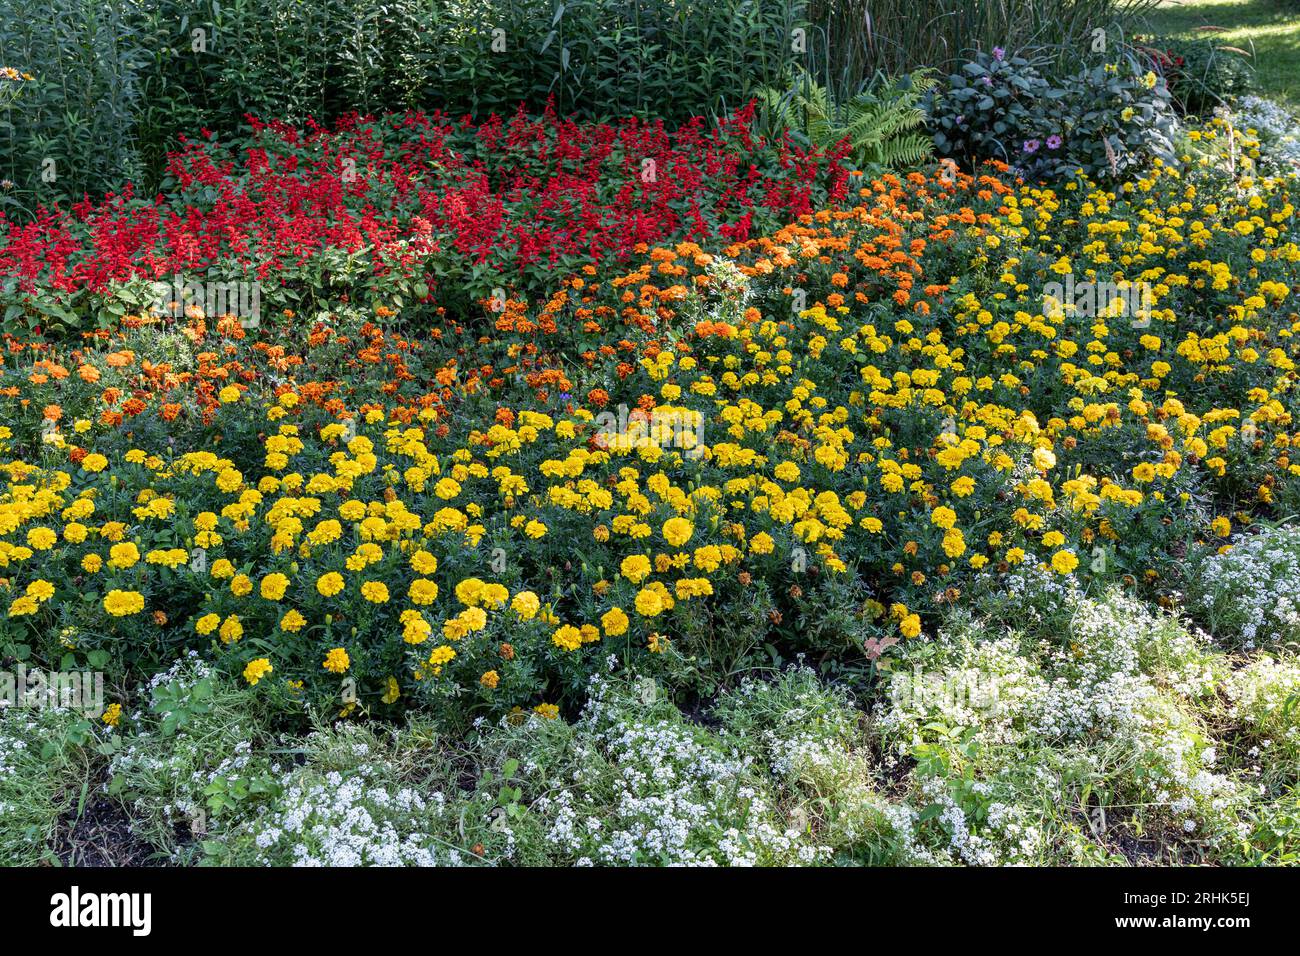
[760,67,936,170]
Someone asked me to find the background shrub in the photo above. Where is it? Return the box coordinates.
[1136,34,1255,114]
[0,0,804,211]
[1,0,1163,213]
[927,45,1178,181]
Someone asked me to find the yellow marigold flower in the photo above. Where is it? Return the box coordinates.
[323,647,351,673]
[511,590,540,619]
[930,506,957,530]
[634,587,665,617]
[899,613,922,638]
[1211,516,1232,538]
[8,596,39,617]
[260,572,290,600]
[243,658,274,686]
[534,703,559,720]
[409,578,439,605]
[693,544,723,572]
[601,606,629,636]
[103,589,145,617]
[360,580,389,603]
[107,542,141,569]
[480,670,500,689]
[316,571,345,597]
[219,615,244,644]
[455,577,485,605]
[477,582,509,608]
[382,677,401,704]
[26,579,55,602]
[663,516,694,547]
[552,624,583,651]
[774,461,800,482]
[620,553,652,583]
[401,609,431,644]
[410,549,439,574]
[1051,549,1079,575]
[81,453,109,473]
[26,527,57,550]
[230,573,253,597]
[280,609,306,632]
[195,612,221,635]
[101,703,121,728]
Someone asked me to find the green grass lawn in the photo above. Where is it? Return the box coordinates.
[1142,0,1300,107]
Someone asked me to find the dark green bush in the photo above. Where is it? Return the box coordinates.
[928,46,1178,182]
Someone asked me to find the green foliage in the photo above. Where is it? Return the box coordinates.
[1135,34,1256,115]
[106,655,278,858]
[928,45,1179,182]
[0,704,102,865]
[0,0,805,211]
[0,0,146,213]
[760,68,936,170]
[0,0,1173,211]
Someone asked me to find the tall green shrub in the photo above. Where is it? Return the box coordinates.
[0,0,808,213]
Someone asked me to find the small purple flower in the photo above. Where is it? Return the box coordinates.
[993,47,1005,61]
[981,75,993,87]
[1022,139,1040,154]
[1046,134,1063,150]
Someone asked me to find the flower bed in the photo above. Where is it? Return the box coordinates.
[2,117,1297,735]
[0,105,850,335]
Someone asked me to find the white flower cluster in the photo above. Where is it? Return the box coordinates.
[1226,96,1300,170]
[233,763,459,867]
[528,677,830,866]
[918,777,1045,866]
[1194,526,1300,649]
[1222,654,1300,768]
[108,654,250,848]
[0,708,51,820]
[875,591,1244,854]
